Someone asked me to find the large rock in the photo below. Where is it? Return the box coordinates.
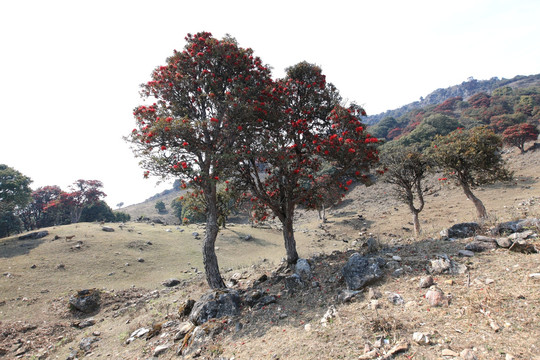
[189,289,241,325]
[341,253,384,290]
[440,223,480,239]
[69,289,101,313]
[295,258,312,280]
[493,218,540,235]
[465,239,497,252]
[18,230,49,240]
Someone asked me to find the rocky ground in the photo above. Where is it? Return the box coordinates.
[1,147,539,360]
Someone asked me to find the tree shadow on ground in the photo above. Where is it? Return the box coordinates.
[0,238,45,258]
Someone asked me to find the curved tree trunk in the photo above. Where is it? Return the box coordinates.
[203,186,225,289]
[461,183,487,219]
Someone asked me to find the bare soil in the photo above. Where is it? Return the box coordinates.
[1,146,539,359]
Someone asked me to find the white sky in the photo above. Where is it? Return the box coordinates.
[1,0,539,208]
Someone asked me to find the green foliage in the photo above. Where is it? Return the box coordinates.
[170,198,183,222]
[155,200,166,214]
[114,211,131,222]
[385,114,460,150]
[0,164,32,237]
[429,126,511,187]
[80,200,116,222]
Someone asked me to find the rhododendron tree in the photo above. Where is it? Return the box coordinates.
[502,123,539,153]
[19,185,63,230]
[381,147,429,236]
[233,62,379,265]
[127,32,272,288]
[429,126,511,218]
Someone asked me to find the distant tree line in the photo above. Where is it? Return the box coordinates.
[0,170,130,237]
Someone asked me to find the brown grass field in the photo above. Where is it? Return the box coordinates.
[0,146,539,359]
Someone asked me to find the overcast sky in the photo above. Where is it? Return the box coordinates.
[1,0,539,208]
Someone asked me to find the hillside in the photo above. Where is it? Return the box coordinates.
[366,73,540,125]
[1,146,539,359]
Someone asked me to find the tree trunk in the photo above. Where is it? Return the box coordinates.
[321,204,327,223]
[412,211,421,236]
[281,206,299,266]
[461,183,487,219]
[203,187,226,289]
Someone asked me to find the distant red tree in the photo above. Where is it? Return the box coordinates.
[468,92,491,108]
[502,123,539,153]
[434,96,463,114]
[386,127,403,140]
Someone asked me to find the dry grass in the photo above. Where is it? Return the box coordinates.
[0,146,539,359]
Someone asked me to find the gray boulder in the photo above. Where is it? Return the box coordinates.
[69,289,101,313]
[102,226,115,232]
[295,258,312,280]
[440,223,480,239]
[162,278,181,287]
[341,253,384,290]
[189,289,241,325]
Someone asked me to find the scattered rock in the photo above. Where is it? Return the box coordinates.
[412,332,430,345]
[137,258,145,262]
[338,289,361,303]
[295,258,311,279]
[458,250,475,257]
[192,232,199,237]
[285,273,304,290]
[425,286,449,307]
[529,273,540,280]
[440,222,480,239]
[178,299,196,317]
[428,254,467,275]
[496,237,513,248]
[341,253,384,290]
[320,305,338,327]
[460,349,477,360]
[153,342,173,357]
[441,349,459,357]
[102,226,115,232]
[419,276,434,288]
[367,287,382,299]
[79,337,99,352]
[465,239,497,252]
[509,241,538,254]
[489,319,501,332]
[162,278,181,287]
[387,293,404,305]
[189,289,241,325]
[69,289,101,313]
[73,318,96,329]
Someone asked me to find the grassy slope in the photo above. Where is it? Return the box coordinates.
[1,145,539,359]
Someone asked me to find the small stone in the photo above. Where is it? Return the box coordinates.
[153,343,172,356]
[460,348,477,360]
[425,286,448,307]
[489,319,501,332]
[392,268,404,277]
[137,258,144,263]
[102,226,115,232]
[485,278,495,285]
[496,237,513,248]
[529,273,540,279]
[444,279,454,285]
[304,323,312,331]
[441,349,459,357]
[367,287,382,299]
[505,354,515,360]
[387,293,404,305]
[92,331,101,336]
[412,332,430,345]
[458,250,475,257]
[30,264,36,269]
[419,276,434,288]
[392,255,402,261]
[368,300,380,310]
[162,278,181,287]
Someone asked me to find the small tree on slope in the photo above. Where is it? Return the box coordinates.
[429,126,512,219]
